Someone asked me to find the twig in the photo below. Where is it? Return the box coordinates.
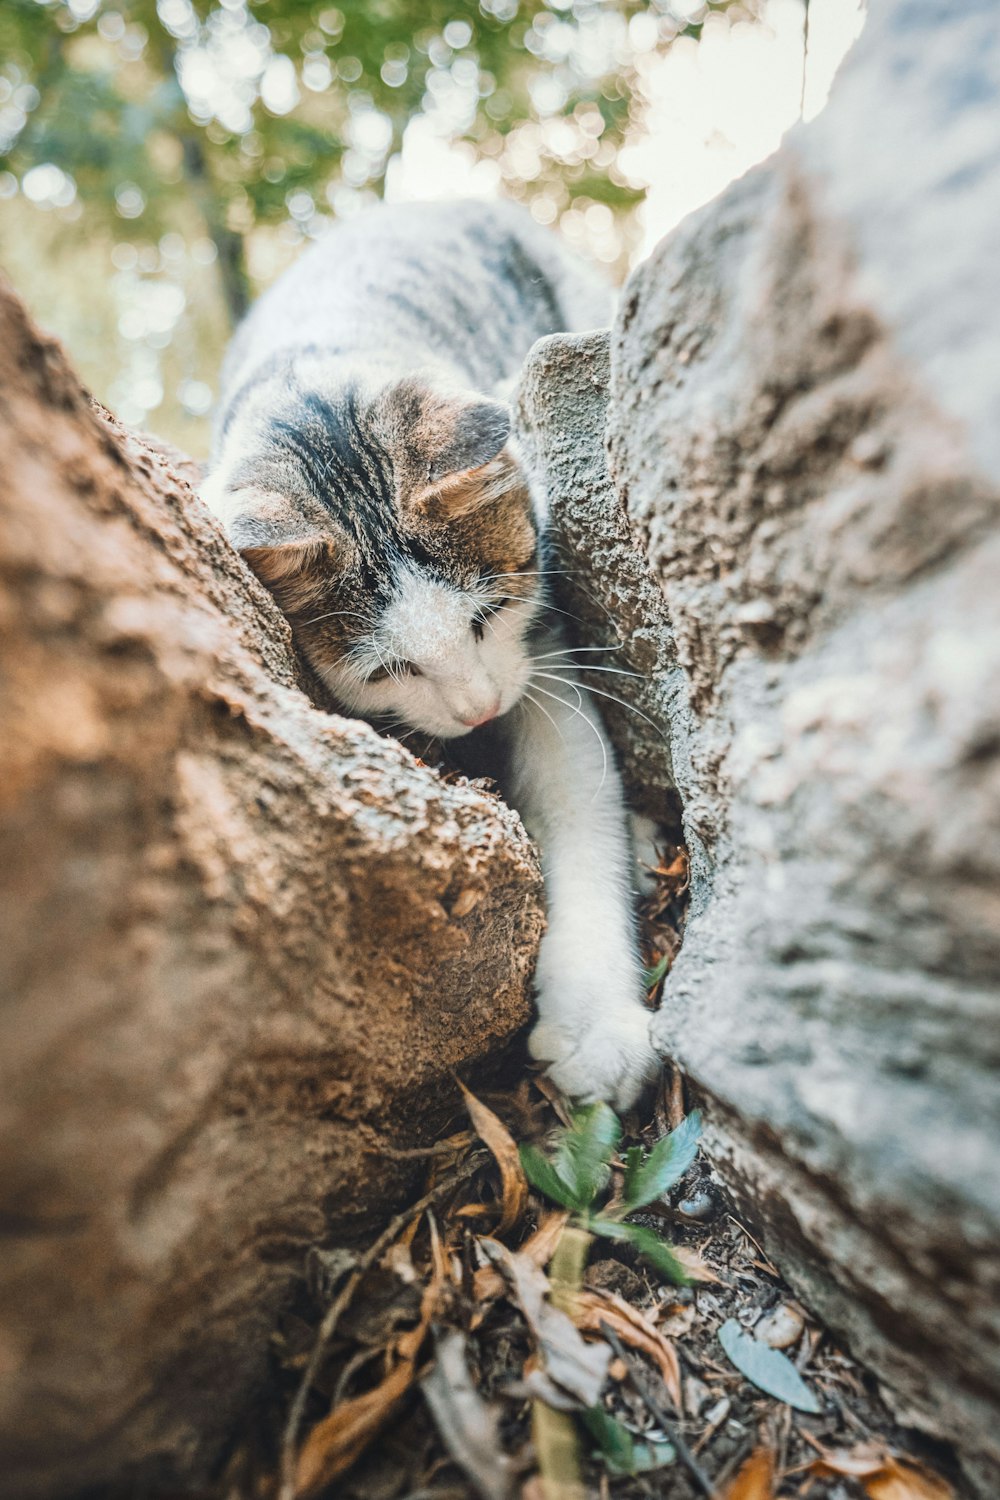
[279,1153,486,1500]
[598,1322,717,1498]
[374,1139,473,1161]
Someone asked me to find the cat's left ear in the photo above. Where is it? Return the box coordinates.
[424,396,511,487]
[408,394,519,521]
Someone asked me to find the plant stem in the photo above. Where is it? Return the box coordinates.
[532,1221,593,1499]
[548,1223,592,1312]
[532,1402,585,1500]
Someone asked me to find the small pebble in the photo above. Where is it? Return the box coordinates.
[754,1302,805,1349]
[676,1187,716,1222]
[684,1376,712,1418]
[704,1396,731,1428]
[583,1257,645,1302]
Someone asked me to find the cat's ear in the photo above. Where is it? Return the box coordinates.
[200,478,348,606]
[425,396,511,485]
[409,395,516,520]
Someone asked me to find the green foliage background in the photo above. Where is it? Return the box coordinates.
[0,0,743,451]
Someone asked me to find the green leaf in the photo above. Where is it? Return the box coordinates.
[619,1111,702,1215]
[588,1219,691,1285]
[553,1103,621,1210]
[582,1406,674,1476]
[621,1145,643,1210]
[519,1143,579,1211]
[718,1318,821,1413]
[642,953,670,989]
[582,1404,634,1474]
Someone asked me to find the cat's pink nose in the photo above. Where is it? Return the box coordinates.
[461,700,501,728]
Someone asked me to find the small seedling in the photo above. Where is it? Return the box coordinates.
[519,1103,701,1284]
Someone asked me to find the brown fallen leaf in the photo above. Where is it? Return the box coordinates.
[294,1356,414,1497]
[670,1245,722,1283]
[723,1446,776,1500]
[474,1210,569,1302]
[809,1442,892,1478]
[569,1289,682,1408]
[865,1461,954,1500]
[657,1300,696,1337]
[459,1080,529,1235]
[810,1445,953,1500]
[294,1267,441,1496]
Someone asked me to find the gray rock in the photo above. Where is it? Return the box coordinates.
[518,1,1000,1490]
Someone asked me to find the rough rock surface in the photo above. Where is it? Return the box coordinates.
[519,2,999,1492]
[0,283,544,1498]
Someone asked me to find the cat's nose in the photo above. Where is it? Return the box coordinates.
[460,699,501,728]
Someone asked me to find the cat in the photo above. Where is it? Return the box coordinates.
[202,198,659,1108]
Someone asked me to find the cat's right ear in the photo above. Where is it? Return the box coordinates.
[200,478,350,607]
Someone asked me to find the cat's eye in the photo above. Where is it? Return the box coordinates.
[404,661,424,678]
[472,601,505,642]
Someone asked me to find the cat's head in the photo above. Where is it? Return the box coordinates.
[203,370,542,739]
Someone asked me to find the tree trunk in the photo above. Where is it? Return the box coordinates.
[0,284,544,1497]
[517,3,1000,1494]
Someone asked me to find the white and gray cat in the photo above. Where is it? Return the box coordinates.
[202,199,659,1108]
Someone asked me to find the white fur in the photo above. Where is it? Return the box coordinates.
[507,678,659,1109]
[321,566,537,740]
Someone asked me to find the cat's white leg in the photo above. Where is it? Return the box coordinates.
[507,676,660,1109]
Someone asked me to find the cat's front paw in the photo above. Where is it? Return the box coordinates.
[528,1001,659,1111]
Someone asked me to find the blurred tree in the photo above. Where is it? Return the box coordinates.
[0,0,740,318]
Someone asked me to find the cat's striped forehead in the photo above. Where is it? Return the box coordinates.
[227,371,538,668]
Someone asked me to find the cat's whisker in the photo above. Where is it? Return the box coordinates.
[528,678,608,800]
[519,686,567,751]
[484,563,619,625]
[481,568,568,582]
[531,645,623,658]
[534,673,668,743]
[535,663,644,680]
[371,637,403,686]
[484,594,588,628]
[302,608,368,627]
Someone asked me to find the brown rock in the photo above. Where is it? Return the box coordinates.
[0,281,544,1497]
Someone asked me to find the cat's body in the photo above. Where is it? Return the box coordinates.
[203,199,658,1107]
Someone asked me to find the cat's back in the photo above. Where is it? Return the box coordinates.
[221,199,611,404]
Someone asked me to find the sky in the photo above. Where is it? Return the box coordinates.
[388,0,866,266]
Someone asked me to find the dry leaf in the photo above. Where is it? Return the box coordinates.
[474,1210,569,1302]
[810,1442,892,1478]
[294,1353,416,1496]
[723,1446,776,1500]
[480,1237,610,1407]
[570,1289,681,1408]
[459,1081,529,1235]
[670,1245,722,1283]
[657,1300,696,1337]
[422,1328,515,1500]
[865,1460,953,1500]
[294,1261,441,1495]
[810,1444,953,1500]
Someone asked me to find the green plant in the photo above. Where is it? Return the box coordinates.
[519,1102,701,1286]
